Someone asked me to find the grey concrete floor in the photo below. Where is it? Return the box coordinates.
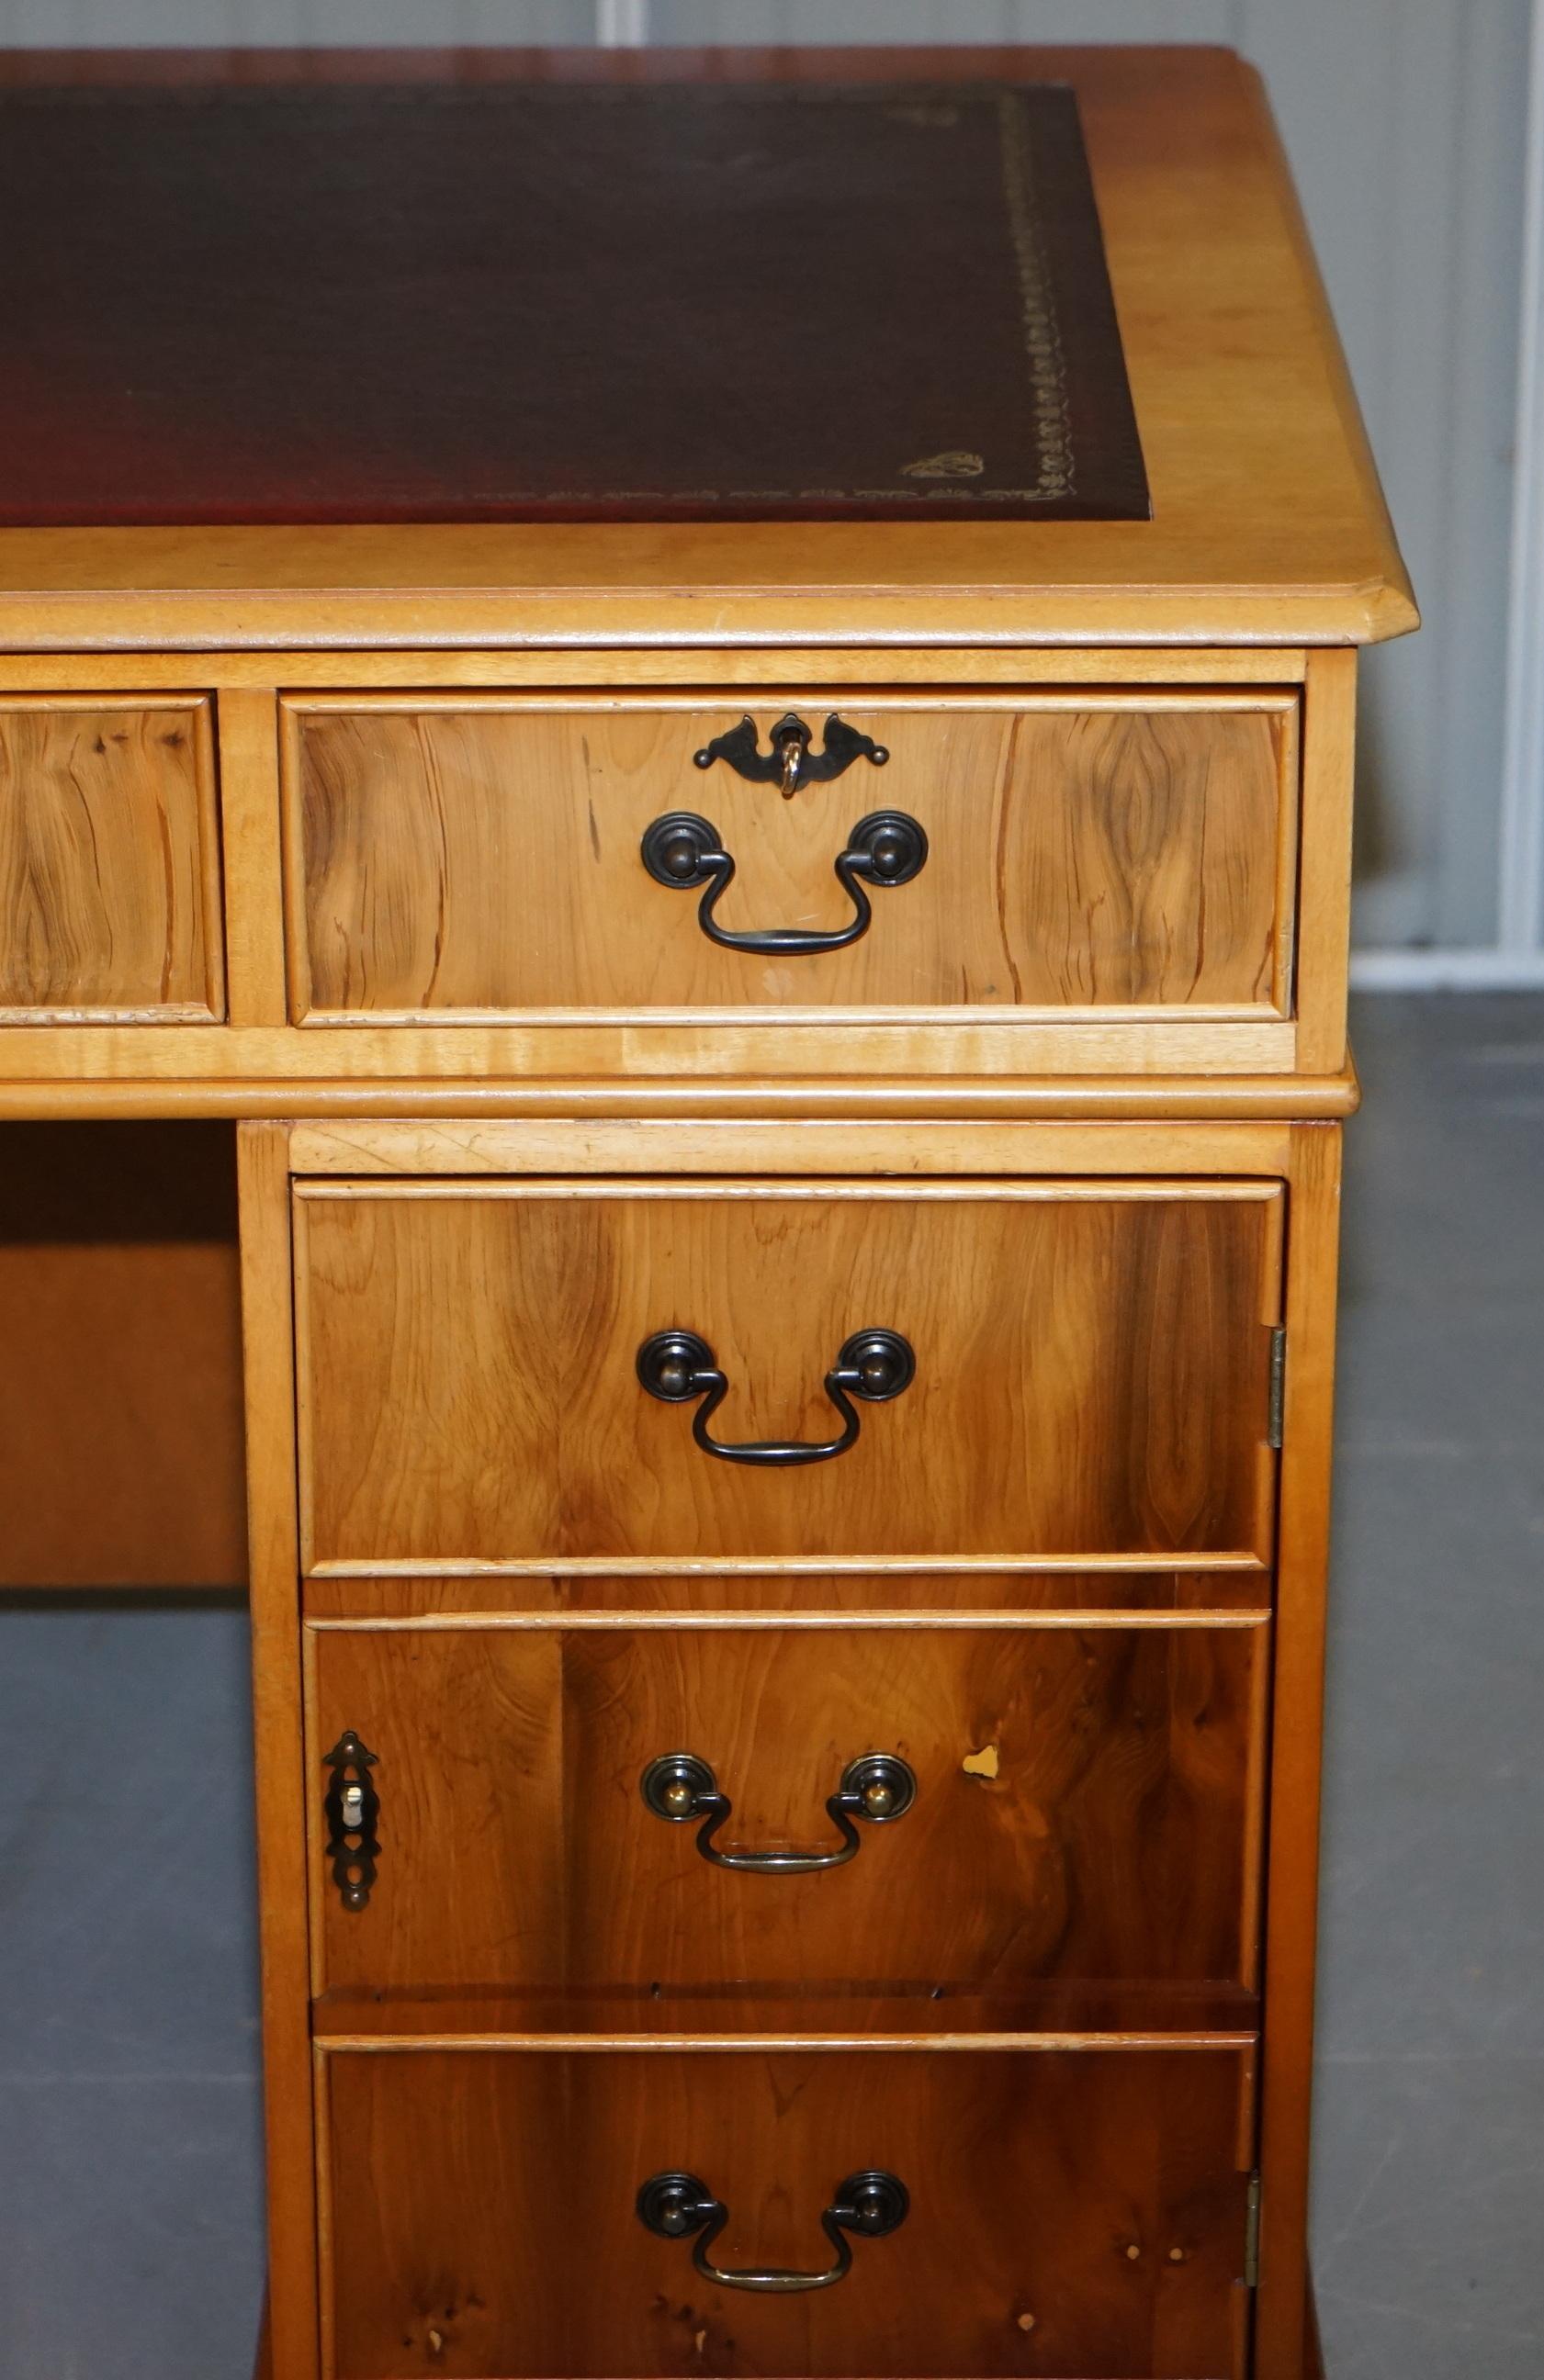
[1311,994,1544,2378]
[0,992,1538,2378]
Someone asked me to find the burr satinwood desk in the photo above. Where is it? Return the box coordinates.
[0,42,1414,2380]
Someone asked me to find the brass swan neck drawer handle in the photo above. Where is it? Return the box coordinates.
[636,1327,915,1465]
[637,2168,910,2293]
[639,808,928,955]
[640,1750,918,1873]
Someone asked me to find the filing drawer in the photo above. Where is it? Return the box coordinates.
[307,1616,1268,1999]
[0,697,223,1020]
[293,1180,1284,1570]
[318,2044,1256,2378]
[282,694,1297,1022]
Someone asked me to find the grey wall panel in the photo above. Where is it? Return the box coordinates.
[1002,0,1235,36]
[650,0,1012,38]
[654,0,1236,37]
[0,0,595,39]
[1242,0,1528,949]
[0,0,1527,953]
[460,0,596,34]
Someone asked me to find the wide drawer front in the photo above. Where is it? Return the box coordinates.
[318,2044,1255,2378]
[0,697,222,1020]
[308,1618,1268,1999]
[293,1180,1283,1570]
[282,694,1297,1020]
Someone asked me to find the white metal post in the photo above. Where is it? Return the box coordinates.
[595,0,650,45]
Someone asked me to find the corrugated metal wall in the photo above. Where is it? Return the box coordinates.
[0,0,1530,959]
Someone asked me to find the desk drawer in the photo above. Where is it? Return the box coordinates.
[318,2043,1255,2378]
[308,1616,1268,2000]
[293,1180,1283,1571]
[282,694,1296,1022]
[0,697,223,1020]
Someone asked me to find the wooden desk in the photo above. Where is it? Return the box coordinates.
[0,44,1413,2380]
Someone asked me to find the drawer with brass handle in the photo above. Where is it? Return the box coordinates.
[280,692,1299,1023]
[304,1618,1268,2002]
[292,1177,1284,1571]
[315,2041,1257,2377]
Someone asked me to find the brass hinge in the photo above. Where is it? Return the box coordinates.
[1244,2172,1263,2288]
[1267,1328,1287,1450]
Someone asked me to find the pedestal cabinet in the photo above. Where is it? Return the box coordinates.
[0,40,1414,2380]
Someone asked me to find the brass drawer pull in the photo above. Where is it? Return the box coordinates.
[637,2168,909,2293]
[639,807,928,955]
[636,1327,915,1465]
[692,710,890,796]
[640,1750,917,1873]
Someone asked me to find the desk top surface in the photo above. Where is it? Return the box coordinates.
[0,75,1149,532]
[0,44,1415,650]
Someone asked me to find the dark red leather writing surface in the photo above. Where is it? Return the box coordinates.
[0,77,1148,525]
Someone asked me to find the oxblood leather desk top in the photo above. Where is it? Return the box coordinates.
[0,44,1414,651]
[0,76,1146,527]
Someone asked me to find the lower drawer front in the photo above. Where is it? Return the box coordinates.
[294,1180,1282,1567]
[309,1620,1268,1998]
[320,2046,1255,2379]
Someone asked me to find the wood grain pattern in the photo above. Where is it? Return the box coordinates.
[287,1117,1298,1180]
[302,1567,1270,1620]
[0,1244,244,1588]
[0,647,1313,692]
[0,1120,243,1588]
[238,1121,321,2380]
[306,1619,1268,2000]
[1254,1125,1342,2380]
[284,696,1294,1019]
[0,1065,1356,1122]
[219,685,288,1028]
[311,1993,1261,2046]
[0,1013,1302,1092]
[0,698,222,1019]
[0,649,1349,1106]
[292,1181,1283,1570]
[319,2043,1256,2379]
[1294,651,1358,1077]
[0,653,1333,1106]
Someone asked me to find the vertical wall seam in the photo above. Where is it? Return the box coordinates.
[1500,0,1544,953]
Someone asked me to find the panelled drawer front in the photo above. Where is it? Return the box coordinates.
[319,2045,1255,2379]
[282,695,1297,1020]
[294,1181,1283,1569]
[0,697,223,1019]
[309,1618,1268,1998]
